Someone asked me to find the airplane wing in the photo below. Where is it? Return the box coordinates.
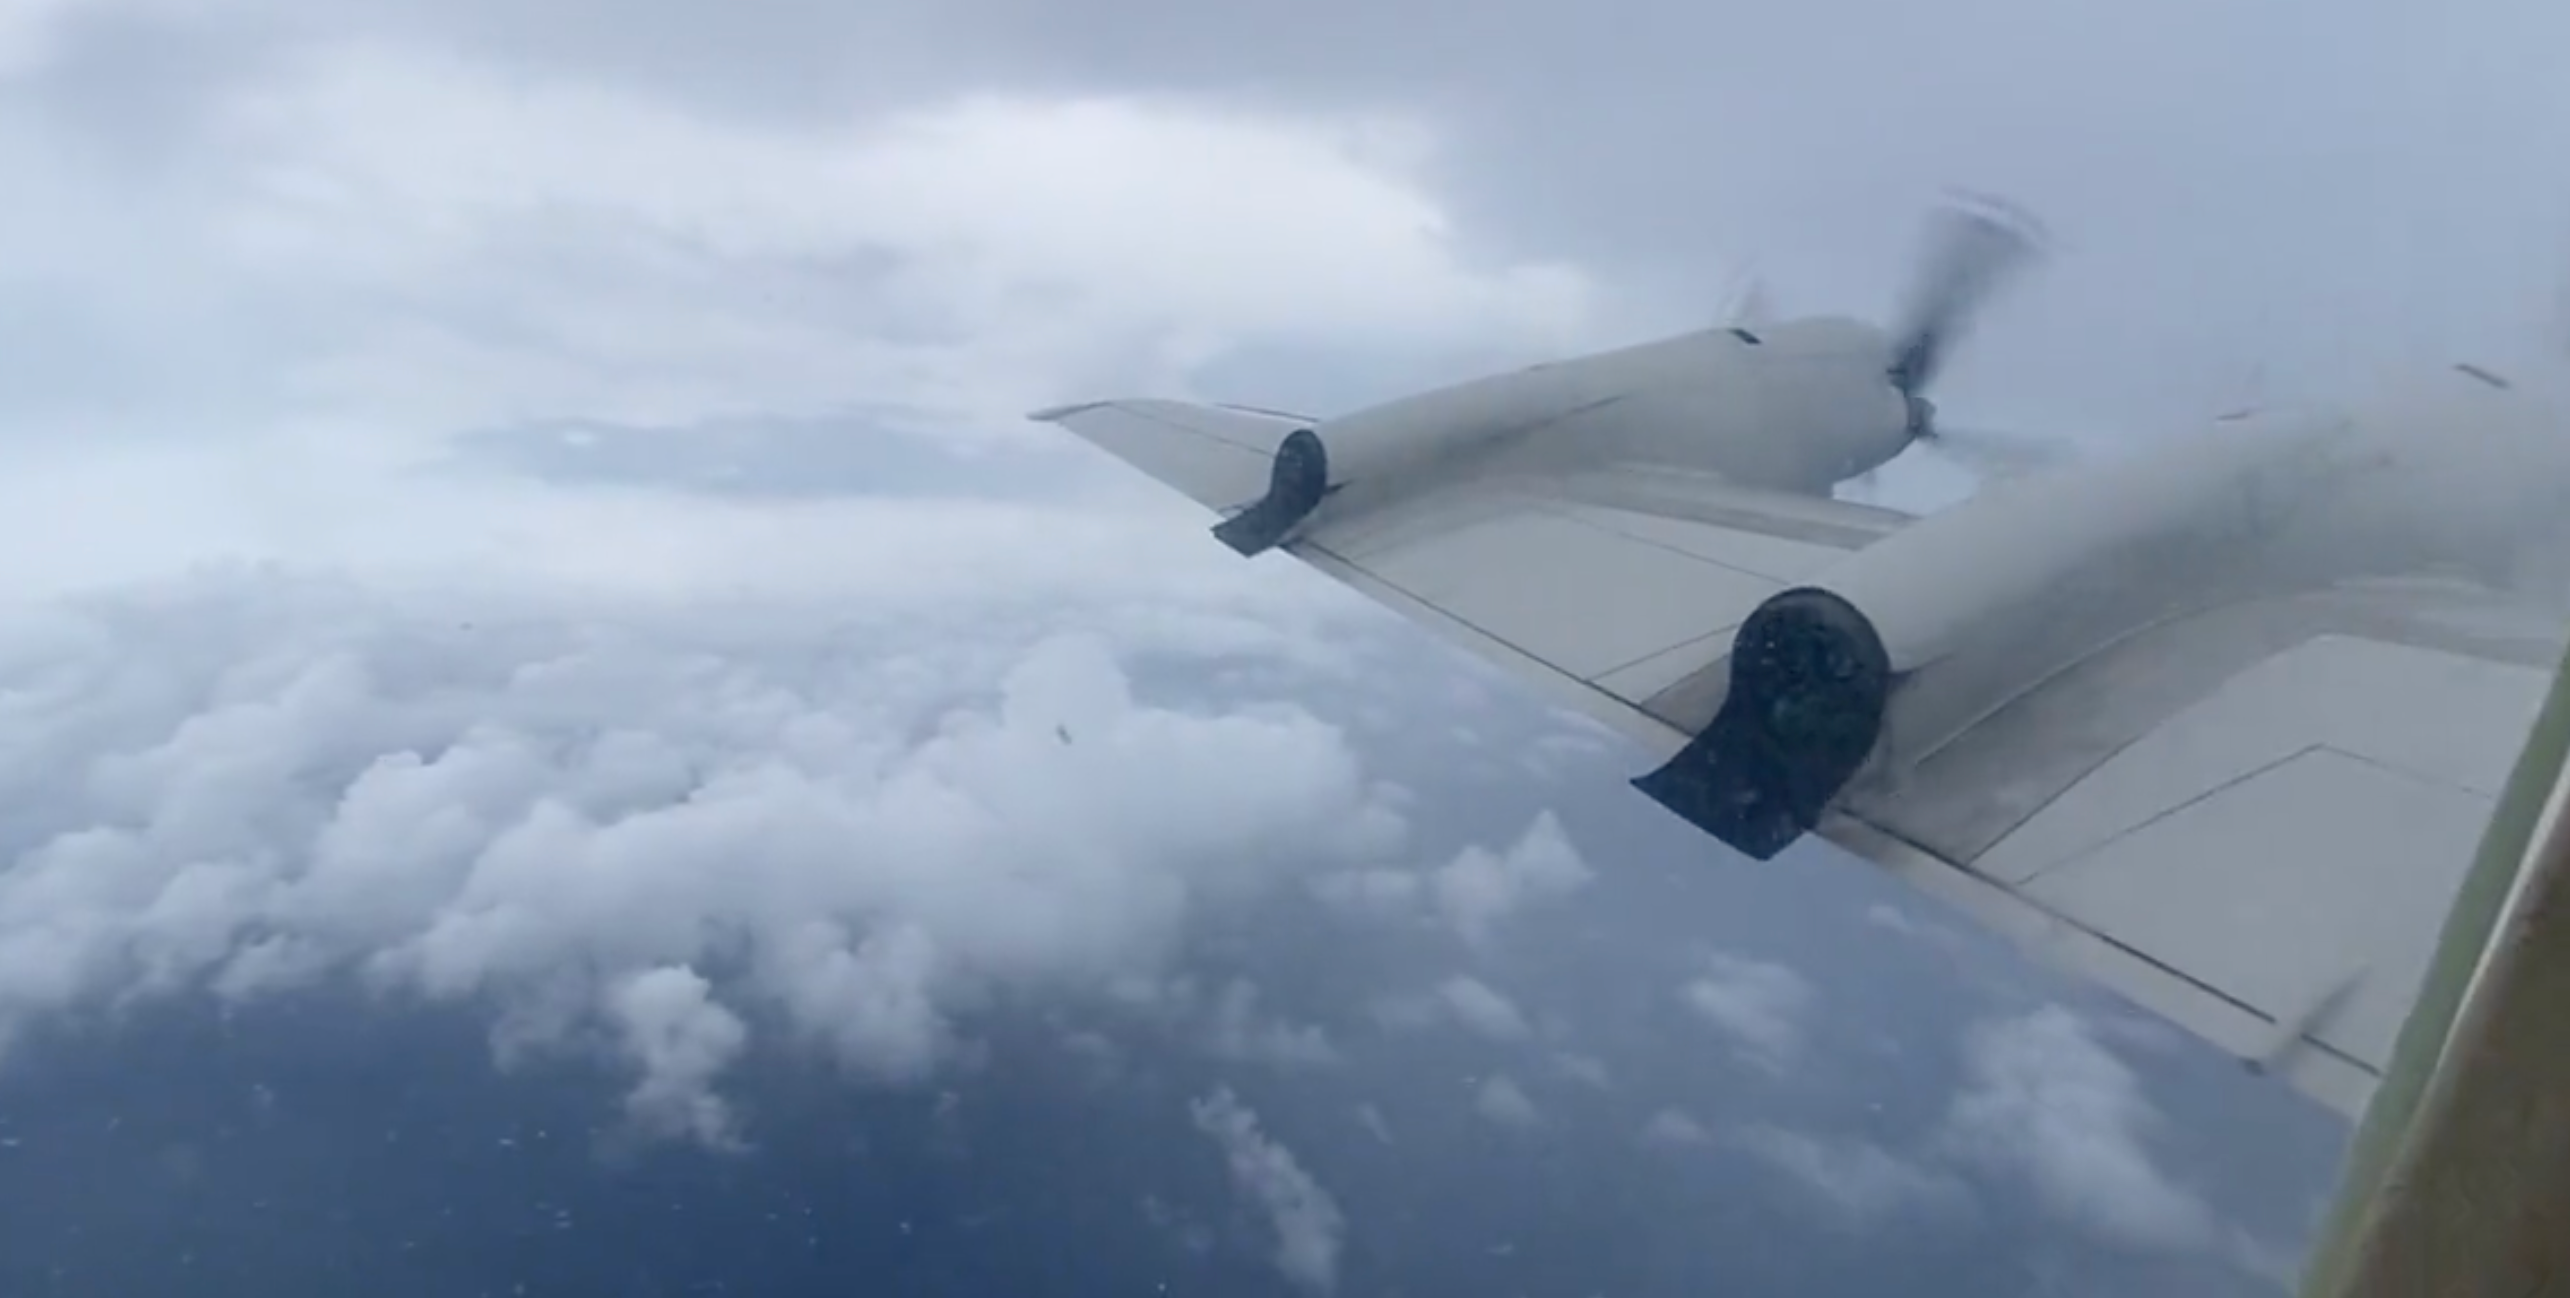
[1037,398,2562,1122]
[1824,582,2561,1119]
[1030,398,1318,514]
[1040,398,1912,740]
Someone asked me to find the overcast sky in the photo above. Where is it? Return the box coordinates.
[1,0,2560,1293]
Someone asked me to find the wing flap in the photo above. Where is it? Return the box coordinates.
[1822,811,2385,1115]
[1837,592,2564,1118]
[2014,747,2489,1071]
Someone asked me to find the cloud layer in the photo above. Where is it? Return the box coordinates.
[4,21,1606,447]
[0,569,1430,1137]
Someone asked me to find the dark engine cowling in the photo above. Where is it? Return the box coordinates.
[1630,586,1892,860]
[1213,428,1330,556]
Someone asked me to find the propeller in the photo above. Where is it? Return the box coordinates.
[1884,192,2047,450]
[1721,197,2060,504]
[1832,195,2056,500]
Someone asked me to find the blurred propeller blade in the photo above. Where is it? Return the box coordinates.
[1886,194,2046,398]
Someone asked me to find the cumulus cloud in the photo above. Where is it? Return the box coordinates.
[1515,726,1617,780]
[1434,976,1533,1042]
[1862,902,1926,939]
[1473,1074,1541,1129]
[1639,1107,1711,1149]
[1366,974,1543,1047]
[1430,811,1593,944]
[1680,953,1816,1077]
[606,964,749,1148]
[1934,1005,2215,1254]
[1551,1051,1611,1090]
[1318,811,1594,946]
[1190,1087,1348,1294]
[1201,978,1342,1070]
[1731,1125,1976,1230]
[1307,865,1424,921]
[0,570,1414,1138]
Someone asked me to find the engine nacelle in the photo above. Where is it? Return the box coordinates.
[1210,363,1599,556]
[1631,587,1893,859]
[1213,428,1330,555]
[1632,409,2377,861]
[1210,319,1920,557]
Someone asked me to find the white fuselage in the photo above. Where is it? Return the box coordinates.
[1293,316,1916,535]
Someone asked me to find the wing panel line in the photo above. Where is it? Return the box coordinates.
[1824,810,2379,1112]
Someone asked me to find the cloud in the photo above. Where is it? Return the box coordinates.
[1934,1005,2216,1254]
[606,964,749,1148]
[1862,902,1929,940]
[1190,1087,1348,1294]
[1315,809,1594,945]
[1366,974,1552,1049]
[1427,811,1594,945]
[1680,953,1816,1077]
[23,0,2570,483]
[1551,1051,1611,1090]
[0,568,1415,1135]
[1515,727,1617,780]
[1730,1125,1976,1230]
[1473,1074,1540,1129]
[2,27,1604,444]
[1309,866,1424,920]
[1434,976,1532,1042]
[231,0,2570,440]
[1639,1107,1711,1149]
[1201,978,1342,1070]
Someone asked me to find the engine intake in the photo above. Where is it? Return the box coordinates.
[1631,586,1892,860]
[1213,428,1330,556]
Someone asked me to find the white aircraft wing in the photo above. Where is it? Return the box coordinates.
[1039,397,2562,1122]
[1030,398,1319,514]
[1824,582,2561,1119]
[1040,398,1911,735]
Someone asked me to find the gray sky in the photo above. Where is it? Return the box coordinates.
[13,0,2570,455]
[0,0,2551,1291]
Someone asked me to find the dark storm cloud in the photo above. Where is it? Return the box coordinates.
[36,0,2562,441]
